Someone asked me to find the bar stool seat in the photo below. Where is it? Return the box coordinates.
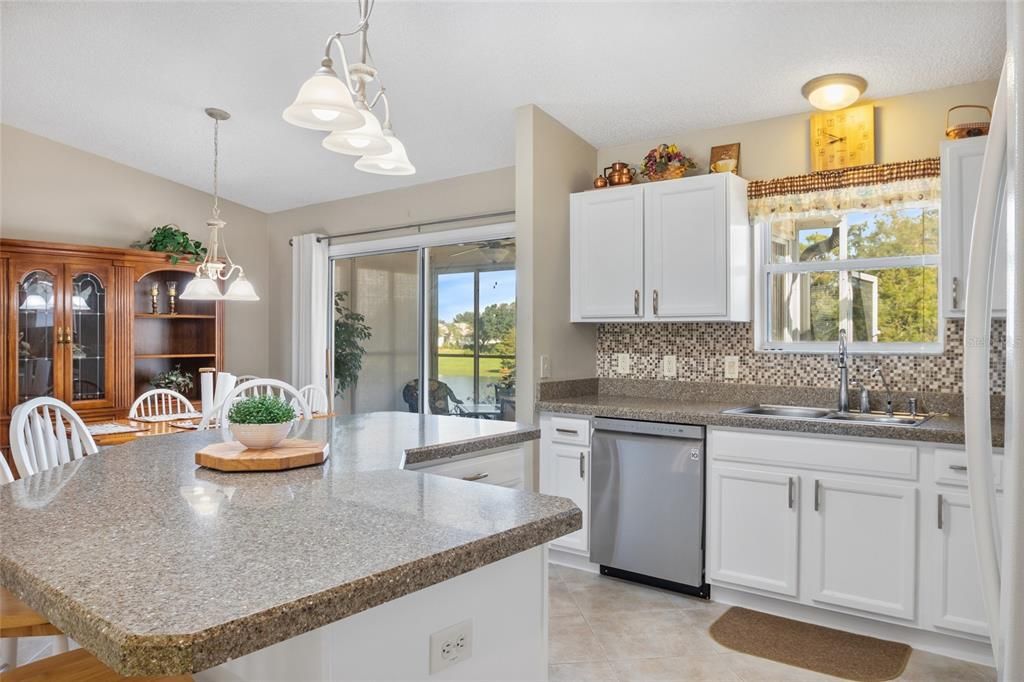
[0,648,192,681]
[0,588,61,639]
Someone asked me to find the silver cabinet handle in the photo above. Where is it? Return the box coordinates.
[579,452,585,479]
[633,289,640,315]
[555,428,579,436]
[462,473,489,482]
[787,477,795,509]
[813,479,821,512]
[952,276,960,310]
[653,289,659,315]
[937,493,944,530]
[949,464,968,472]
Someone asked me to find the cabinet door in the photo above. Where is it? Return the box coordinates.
[570,185,644,320]
[8,256,65,410]
[807,478,917,620]
[941,138,1007,317]
[707,466,799,596]
[644,175,728,319]
[63,260,117,411]
[933,491,1001,636]
[542,443,589,552]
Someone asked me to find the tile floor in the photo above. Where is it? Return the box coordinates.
[548,564,997,682]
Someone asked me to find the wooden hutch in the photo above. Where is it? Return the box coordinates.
[0,238,224,462]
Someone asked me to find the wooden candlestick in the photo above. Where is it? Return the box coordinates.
[166,281,177,315]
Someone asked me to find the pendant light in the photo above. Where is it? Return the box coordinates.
[180,108,260,302]
[284,0,414,175]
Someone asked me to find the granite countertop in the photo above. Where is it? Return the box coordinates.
[0,413,577,676]
[537,393,1004,448]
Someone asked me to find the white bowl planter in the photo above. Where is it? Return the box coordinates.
[230,422,293,450]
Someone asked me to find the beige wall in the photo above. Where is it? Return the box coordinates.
[0,125,271,376]
[598,80,998,180]
[264,167,515,379]
[514,105,598,429]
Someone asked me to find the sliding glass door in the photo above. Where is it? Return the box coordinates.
[329,226,516,421]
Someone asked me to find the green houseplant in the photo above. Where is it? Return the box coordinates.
[227,395,297,449]
[132,224,208,265]
[334,291,372,397]
[151,365,195,395]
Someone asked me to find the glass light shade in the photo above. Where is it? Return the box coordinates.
[801,74,867,111]
[354,132,416,175]
[179,276,224,300]
[19,294,47,310]
[282,68,363,132]
[223,274,260,301]
[321,107,391,156]
[71,294,90,311]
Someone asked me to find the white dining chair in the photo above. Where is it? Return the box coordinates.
[235,374,259,384]
[9,398,98,479]
[0,456,13,485]
[129,389,197,420]
[298,384,330,414]
[217,379,311,442]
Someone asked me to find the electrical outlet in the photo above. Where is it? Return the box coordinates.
[539,354,551,379]
[616,353,630,375]
[662,355,677,378]
[430,619,473,674]
[723,356,740,380]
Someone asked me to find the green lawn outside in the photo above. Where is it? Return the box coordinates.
[437,355,508,378]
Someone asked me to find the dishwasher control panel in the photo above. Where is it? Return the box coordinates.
[592,417,704,440]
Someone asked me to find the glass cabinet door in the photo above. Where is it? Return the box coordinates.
[16,269,58,402]
[69,272,107,402]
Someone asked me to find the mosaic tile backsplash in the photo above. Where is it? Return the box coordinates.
[596,319,1007,395]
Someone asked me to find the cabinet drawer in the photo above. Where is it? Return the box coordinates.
[417,447,525,489]
[933,448,1003,490]
[548,416,591,446]
[710,429,917,480]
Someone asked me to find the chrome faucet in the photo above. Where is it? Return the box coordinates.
[871,366,895,416]
[837,329,850,413]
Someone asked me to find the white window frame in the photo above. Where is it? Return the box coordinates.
[755,203,942,354]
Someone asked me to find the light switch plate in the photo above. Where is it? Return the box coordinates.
[539,354,551,379]
[662,355,677,378]
[616,353,630,375]
[723,356,740,380]
[430,619,473,674]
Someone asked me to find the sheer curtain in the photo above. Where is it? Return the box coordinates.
[291,233,329,399]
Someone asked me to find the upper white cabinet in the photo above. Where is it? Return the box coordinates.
[570,184,645,320]
[570,173,750,322]
[941,137,1007,318]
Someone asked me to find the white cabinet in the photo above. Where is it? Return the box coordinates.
[539,414,591,554]
[941,137,1007,318]
[806,477,918,620]
[933,491,989,636]
[414,445,526,489]
[707,465,799,596]
[644,174,750,320]
[570,185,645,320]
[570,173,750,323]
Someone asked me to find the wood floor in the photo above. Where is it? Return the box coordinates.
[547,564,997,682]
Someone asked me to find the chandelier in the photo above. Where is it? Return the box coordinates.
[180,108,259,302]
[283,0,414,175]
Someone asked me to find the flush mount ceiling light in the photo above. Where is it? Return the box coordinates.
[180,108,260,302]
[801,73,868,111]
[284,0,415,175]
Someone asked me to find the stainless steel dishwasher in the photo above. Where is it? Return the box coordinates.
[590,418,708,597]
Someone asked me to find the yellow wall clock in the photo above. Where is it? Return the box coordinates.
[810,103,876,171]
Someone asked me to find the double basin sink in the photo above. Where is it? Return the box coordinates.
[723,404,931,427]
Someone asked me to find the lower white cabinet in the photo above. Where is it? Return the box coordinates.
[707,466,799,596]
[414,445,526,489]
[806,477,917,620]
[539,414,591,554]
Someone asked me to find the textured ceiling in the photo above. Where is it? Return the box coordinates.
[1,1,1006,213]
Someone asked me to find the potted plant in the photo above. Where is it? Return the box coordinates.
[640,144,697,182]
[227,395,297,449]
[152,365,195,395]
[131,224,207,264]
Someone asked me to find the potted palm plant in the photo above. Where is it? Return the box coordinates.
[227,395,296,449]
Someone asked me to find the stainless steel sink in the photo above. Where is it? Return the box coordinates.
[723,404,931,427]
[723,404,834,419]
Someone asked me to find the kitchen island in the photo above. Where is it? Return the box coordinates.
[0,412,580,680]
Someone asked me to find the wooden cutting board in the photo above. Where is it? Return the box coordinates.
[195,439,328,472]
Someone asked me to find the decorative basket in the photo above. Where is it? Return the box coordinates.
[945,104,991,139]
[646,165,689,182]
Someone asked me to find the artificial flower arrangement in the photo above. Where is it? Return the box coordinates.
[641,143,697,181]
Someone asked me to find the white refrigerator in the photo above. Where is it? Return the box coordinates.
[964,2,1023,680]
